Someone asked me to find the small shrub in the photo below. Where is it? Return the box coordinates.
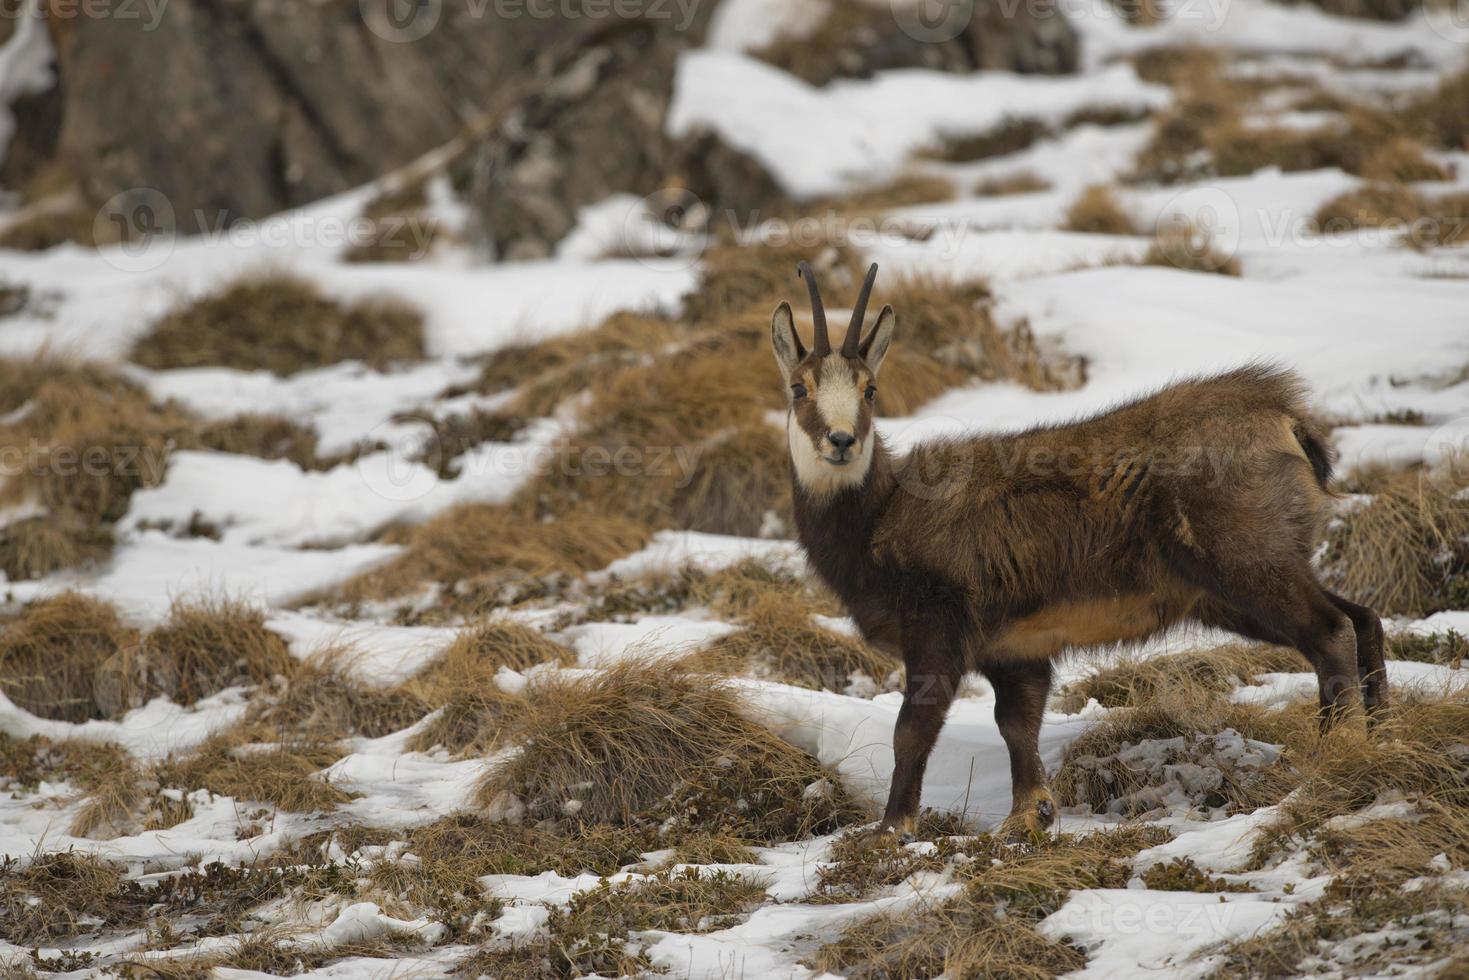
[132,273,425,376]
[1139,857,1255,892]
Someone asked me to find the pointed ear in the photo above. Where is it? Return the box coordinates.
[859,305,895,375]
[771,302,805,383]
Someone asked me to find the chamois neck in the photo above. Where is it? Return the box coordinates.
[791,435,896,582]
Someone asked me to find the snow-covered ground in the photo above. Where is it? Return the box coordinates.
[3,0,1469,976]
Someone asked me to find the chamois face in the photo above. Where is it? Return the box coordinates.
[770,263,895,498]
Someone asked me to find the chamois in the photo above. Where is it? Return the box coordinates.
[770,262,1386,837]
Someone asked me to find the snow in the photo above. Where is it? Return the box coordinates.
[592,529,805,581]
[669,51,1167,198]
[5,532,400,624]
[0,0,54,166]
[1040,888,1292,979]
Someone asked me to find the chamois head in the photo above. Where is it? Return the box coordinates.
[770,262,896,497]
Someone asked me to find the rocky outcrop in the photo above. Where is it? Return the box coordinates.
[0,0,1076,249]
[454,19,786,261]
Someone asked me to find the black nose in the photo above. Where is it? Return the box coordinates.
[828,431,856,451]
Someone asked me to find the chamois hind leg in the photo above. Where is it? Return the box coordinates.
[1324,591,1388,718]
[1193,566,1362,730]
[982,659,1055,838]
[878,628,962,837]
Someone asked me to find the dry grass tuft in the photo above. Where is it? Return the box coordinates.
[340,502,649,613]
[974,171,1052,196]
[681,243,862,325]
[1063,185,1137,235]
[464,311,683,415]
[1055,644,1303,713]
[0,592,139,722]
[191,413,327,470]
[1247,692,1469,868]
[1208,883,1469,979]
[1322,465,1469,616]
[244,646,428,742]
[819,173,957,213]
[157,735,353,812]
[929,117,1054,163]
[131,273,426,376]
[137,597,295,705]
[813,813,975,902]
[0,370,182,525]
[400,622,572,755]
[0,513,113,581]
[689,592,898,694]
[1,851,128,945]
[1406,61,1469,151]
[1145,219,1242,276]
[476,660,861,842]
[342,177,444,264]
[1360,136,1453,182]
[1314,184,1469,248]
[812,826,1169,980]
[1315,182,1425,231]
[0,732,132,794]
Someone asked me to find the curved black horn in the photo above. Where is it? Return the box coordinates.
[797,261,830,355]
[843,262,879,357]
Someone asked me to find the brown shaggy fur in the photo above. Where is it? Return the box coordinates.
[773,268,1385,838]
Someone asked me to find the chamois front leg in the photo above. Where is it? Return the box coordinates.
[878,639,961,837]
[985,659,1056,839]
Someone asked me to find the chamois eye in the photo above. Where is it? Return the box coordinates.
[864,384,876,402]
[791,383,808,400]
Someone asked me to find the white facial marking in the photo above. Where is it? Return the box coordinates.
[813,359,861,442]
[787,359,872,500]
